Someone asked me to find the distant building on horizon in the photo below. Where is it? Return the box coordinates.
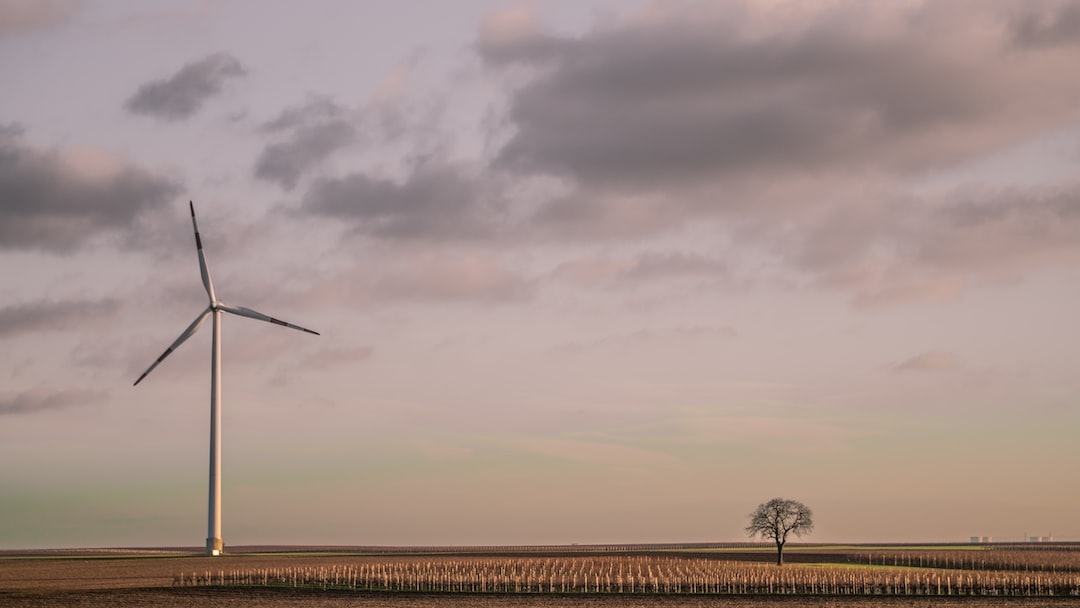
[970,536,992,543]
[1023,531,1054,542]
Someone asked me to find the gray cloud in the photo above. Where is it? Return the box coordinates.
[0,126,181,252]
[529,190,687,241]
[486,2,1080,189]
[255,121,356,190]
[550,251,727,289]
[920,186,1080,270]
[302,164,497,240]
[473,1,1080,306]
[0,388,105,415]
[0,0,82,36]
[125,52,246,121]
[261,97,345,132]
[1010,1,1080,49]
[255,99,358,190]
[798,181,1080,307]
[0,298,116,337]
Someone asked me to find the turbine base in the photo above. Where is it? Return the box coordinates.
[206,537,224,556]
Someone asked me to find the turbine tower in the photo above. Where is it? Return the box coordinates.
[135,201,318,556]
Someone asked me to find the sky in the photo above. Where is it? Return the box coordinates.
[1,0,1079,550]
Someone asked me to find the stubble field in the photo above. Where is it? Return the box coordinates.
[2,545,1078,607]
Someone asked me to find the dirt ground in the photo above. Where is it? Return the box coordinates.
[0,552,462,607]
[3,550,1076,608]
[0,547,806,594]
[0,551,422,593]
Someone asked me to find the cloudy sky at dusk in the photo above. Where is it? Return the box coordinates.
[2,0,1079,549]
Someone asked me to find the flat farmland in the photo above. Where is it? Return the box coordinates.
[2,545,1078,607]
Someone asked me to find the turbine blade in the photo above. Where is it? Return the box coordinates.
[190,201,217,304]
[218,304,320,335]
[133,308,212,386]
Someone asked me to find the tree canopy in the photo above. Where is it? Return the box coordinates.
[745,498,814,565]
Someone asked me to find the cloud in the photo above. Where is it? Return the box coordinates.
[125,52,246,121]
[550,250,727,288]
[529,190,691,241]
[800,181,1080,307]
[470,0,1080,278]
[255,121,356,190]
[261,97,346,132]
[0,388,105,415]
[624,251,728,281]
[1010,2,1080,49]
[255,98,358,190]
[474,4,561,66]
[0,126,181,252]
[894,351,962,373]
[0,298,116,337]
[0,0,81,35]
[488,2,1080,190]
[302,163,498,240]
[918,185,1080,271]
[471,1,1080,307]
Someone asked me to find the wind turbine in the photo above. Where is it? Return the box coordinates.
[134,201,318,556]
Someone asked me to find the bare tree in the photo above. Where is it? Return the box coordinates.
[745,497,814,565]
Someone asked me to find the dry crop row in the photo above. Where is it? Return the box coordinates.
[849,550,1080,573]
[178,556,1080,596]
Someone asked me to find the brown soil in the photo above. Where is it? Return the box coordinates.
[3,550,1076,608]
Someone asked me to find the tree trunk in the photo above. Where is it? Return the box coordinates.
[776,540,784,566]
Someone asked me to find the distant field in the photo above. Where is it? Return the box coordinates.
[2,544,1078,607]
